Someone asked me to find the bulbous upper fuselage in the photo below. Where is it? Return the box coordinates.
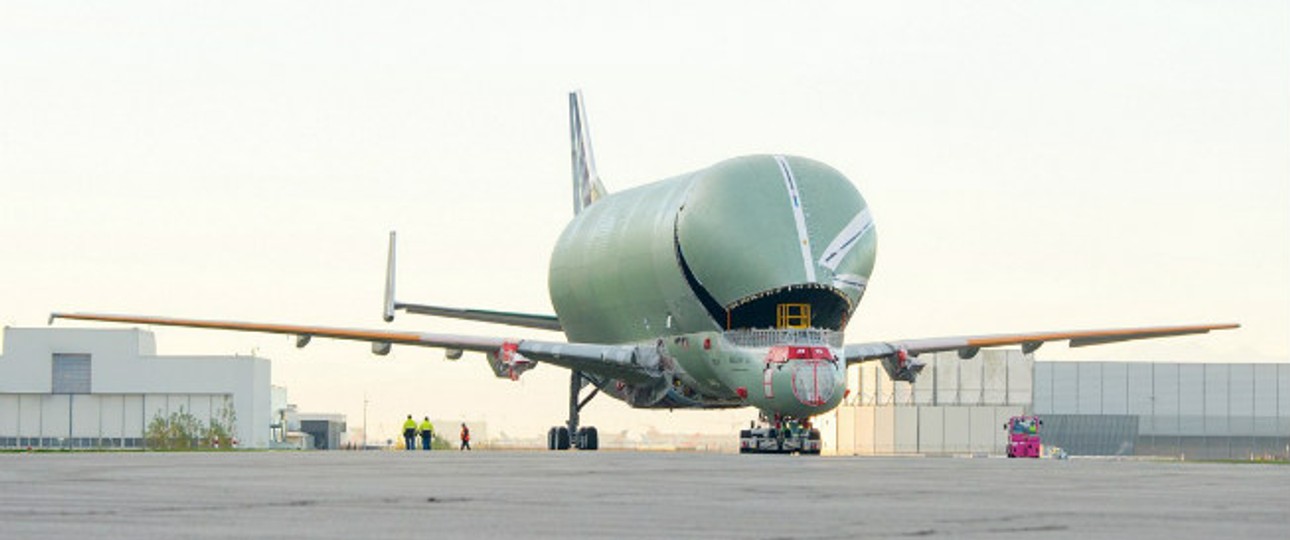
[547,154,876,418]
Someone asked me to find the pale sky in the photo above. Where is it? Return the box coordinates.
[2,1,1287,440]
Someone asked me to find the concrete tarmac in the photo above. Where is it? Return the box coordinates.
[1,451,1286,539]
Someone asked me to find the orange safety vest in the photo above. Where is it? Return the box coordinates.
[461,427,470,441]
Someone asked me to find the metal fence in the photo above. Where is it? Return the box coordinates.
[1035,362,1290,459]
[723,329,844,348]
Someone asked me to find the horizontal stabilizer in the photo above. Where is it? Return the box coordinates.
[395,302,563,331]
[381,231,560,331]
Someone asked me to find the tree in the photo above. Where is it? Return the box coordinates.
[145,407,202,450]
[205,397,238,450]
[144,399,239,451]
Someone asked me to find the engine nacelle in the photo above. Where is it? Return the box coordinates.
[879,348,925,383]
[486,341,536,380]
[372,342,392,356]
[444,348,464,360]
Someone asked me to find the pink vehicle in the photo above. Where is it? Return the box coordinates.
[1004,416,1042,458]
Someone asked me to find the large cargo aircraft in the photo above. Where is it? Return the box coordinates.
[53,92,1237,453]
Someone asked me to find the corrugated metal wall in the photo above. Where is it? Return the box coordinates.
[0,393,232,449]
[1038,415,1138,456]
[835,355,1290,458]
[1034,362,1290,459]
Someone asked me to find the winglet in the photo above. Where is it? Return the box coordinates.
[383,231,397,322]
[569,90,607,215]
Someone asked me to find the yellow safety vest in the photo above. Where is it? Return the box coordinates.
[419,421,434,433]
[403,418,417,431]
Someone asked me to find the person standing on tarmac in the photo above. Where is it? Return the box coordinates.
[419,417,435,451]
[402,415,418,451]
[459,423,471,451]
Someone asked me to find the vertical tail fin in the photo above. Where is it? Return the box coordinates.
[382,231,397,322]
[569,90,607,215]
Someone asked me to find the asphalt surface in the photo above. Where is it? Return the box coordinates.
[1,451,1286,539]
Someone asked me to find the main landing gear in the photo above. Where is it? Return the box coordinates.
[739,414,821,455]
[547,370,599,451]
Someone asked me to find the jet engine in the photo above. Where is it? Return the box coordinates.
[486,341,536,380]
[879,348,925,383]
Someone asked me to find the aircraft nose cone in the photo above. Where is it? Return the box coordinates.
[759,345,846,416]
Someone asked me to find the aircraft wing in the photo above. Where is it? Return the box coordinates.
[844,323,1239,382]
[49,312,660,384]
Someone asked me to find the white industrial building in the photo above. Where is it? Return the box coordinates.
[830,349,1030,455]
[831,349,1290,459]
[0,327,271,449]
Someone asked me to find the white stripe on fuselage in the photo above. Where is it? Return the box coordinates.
[832,273,868,292]
[818,208,873,272]
[774,155,817,282]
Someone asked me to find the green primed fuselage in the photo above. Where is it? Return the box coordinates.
[548,155,876,419]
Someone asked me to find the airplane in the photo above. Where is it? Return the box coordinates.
[52,91,1238,454]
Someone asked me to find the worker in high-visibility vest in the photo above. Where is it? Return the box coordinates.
[419,417,435,450]
[402,415,417,451]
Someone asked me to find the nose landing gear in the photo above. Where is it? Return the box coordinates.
[738,414,820,455]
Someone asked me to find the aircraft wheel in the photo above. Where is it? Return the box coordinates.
[577,430,595,451]
[548,426,572,450]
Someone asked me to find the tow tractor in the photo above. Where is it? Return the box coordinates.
[739,415,821,455]
[1004,415,1042,458]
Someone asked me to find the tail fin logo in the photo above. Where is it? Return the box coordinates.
[570,90,608,215]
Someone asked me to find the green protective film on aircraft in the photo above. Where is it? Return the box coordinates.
[547,154,876,345]
[677,155,874,330]
[548,172,701,345]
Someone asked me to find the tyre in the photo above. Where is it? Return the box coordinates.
[555,427,571,450]
[547,427,557,450]
[582,426,598,451]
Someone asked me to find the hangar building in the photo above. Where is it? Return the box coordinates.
[831,350,1290,459]
[0,327,271,449]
